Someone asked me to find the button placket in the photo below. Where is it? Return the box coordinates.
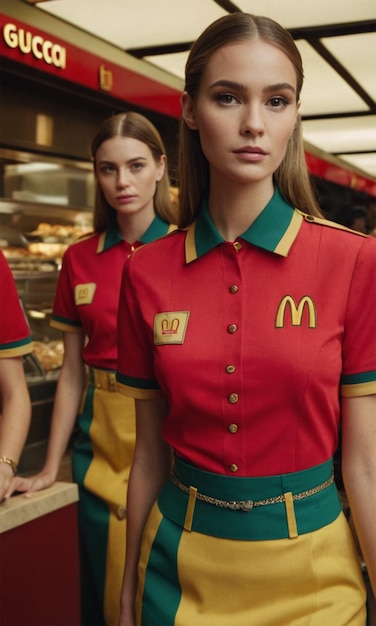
[222,247,243,473]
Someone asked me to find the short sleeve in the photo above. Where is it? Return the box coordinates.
[341,236,376,397]
[50,247,82,333]
[0,251,32,357]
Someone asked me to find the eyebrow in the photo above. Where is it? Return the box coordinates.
[97,156,147,166]
[209,79,296,96]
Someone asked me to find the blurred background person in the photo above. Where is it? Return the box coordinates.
[345,205,368,233]
[13,112,177,626]
[365,200,376,237]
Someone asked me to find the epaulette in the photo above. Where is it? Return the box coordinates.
[296,211,368,238]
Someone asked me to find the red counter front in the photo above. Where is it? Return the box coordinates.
[0,482,80,626]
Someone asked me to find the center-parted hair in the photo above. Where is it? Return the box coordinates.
[178,13,321,228]
[91,111,176,231]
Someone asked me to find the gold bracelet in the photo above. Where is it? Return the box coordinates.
[0,456,18,475]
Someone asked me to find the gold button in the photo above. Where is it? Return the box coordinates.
[96,383,101,389]
[305,215,315,222]
[229,285,239,294]
[228,393,238,403]
[229,464,239,472]
[117,506,127,520]
[233,242,242,251]
[228,324,238,334]
[226,364,236,374]
[228,423,238,434]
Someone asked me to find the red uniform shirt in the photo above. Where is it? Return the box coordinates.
[117,188,376,476]
[51,216,172,370]
[0,250,32,357]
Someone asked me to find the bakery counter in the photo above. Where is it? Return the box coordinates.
[0,482,80,626]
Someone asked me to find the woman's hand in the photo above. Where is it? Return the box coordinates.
[2,332,86,501]
[8,468,57,499]
[0,461,15,501]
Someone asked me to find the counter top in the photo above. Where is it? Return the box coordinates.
[0,481,79,533]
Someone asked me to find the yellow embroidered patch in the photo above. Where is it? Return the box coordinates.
[74,282,97,305]
[154,311,190,345]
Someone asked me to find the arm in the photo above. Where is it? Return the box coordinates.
[0,357,31,500]
[11,330,86,497]
[341,394,376,596]
[119,396,171,626]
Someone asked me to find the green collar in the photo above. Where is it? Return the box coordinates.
[185,187,303,262]
[97,214,170,252]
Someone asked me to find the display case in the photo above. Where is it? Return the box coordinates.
[0,148,94,474]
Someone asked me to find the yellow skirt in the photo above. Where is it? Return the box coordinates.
[73,367,135,626]
[136,459,367,626]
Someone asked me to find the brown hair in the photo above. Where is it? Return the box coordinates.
[178,13,322,228]
[91,111,176,231]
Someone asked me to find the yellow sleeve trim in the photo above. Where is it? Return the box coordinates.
[50,320,83,333]
[341,381,376,397]
[0,342,34,358]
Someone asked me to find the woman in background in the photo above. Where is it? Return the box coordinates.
[0,249,32,500]
[14,112,176,626]
[116,14,376,626]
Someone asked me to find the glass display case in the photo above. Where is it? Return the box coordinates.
[0,148,94,473]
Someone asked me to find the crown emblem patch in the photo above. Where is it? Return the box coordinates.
[154,311,190,345]
[75,283,96,305]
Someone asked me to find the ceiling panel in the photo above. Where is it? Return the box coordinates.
[302,115,376,152]
[324,32,376,101]
[21,0,376,182]
[32,0,227,49]
[288,41,368,117]
[144,52,187,82]
[234,0,375,28]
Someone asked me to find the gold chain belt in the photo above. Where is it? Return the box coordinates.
[170,471,334,512]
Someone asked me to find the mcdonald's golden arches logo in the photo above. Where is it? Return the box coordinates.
[154,311,190,345]
[275,295,317,328]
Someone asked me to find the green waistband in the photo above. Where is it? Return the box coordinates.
[158,458,342,540]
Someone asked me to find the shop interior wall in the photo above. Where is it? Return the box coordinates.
[0,61,373,228]
[0,61,180,186]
